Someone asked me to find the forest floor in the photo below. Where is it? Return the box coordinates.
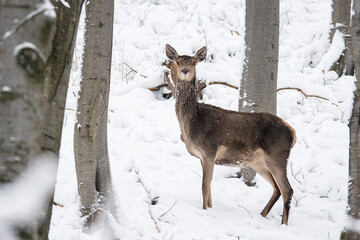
[50,0,355,239]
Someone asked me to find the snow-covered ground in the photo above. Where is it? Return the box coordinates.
[50,0,355,239]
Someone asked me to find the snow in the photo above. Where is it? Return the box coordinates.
[0,153,57,240]
[50,0,355,239]
[60,0,71,9]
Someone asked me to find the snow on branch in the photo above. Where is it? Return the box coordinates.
[2,2,55,41]
[317,30,345,73]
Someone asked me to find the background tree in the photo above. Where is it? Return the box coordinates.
[40,0,84,238]
[330,0,354,76]
[0,0,83,238]
[239,0,279,186]
[342,0,360,239]
[74,0,117,233]
[0,1,56,238]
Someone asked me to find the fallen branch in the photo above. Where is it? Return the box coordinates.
[148,83,168,91]
[149,210,161,233]
[133,169,161,233]
[290,162,302,185]
[124,63,147,79]
[236,203,253,219]
[159,201,177,218]
[208,81,239,90]
[53,201,64,207]
[277,87,330,101]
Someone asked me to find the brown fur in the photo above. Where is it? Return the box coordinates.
[166,44,295,225]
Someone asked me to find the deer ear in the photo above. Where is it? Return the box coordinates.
[165,44,179,61]
[194,46,207,62]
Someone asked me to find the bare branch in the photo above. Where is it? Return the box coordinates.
[293,195,306,207]
[3,7,48,40]
[320,187,333,198]
[290,162,302,185]
[124,63,147,78]
[53,202,64,207]
[236,203,253,219]
[133,169,161,233]
[149,210,161,233]
[208,81,239,90]
[159,201,177,218]
[277,87,330,102]
[148,83,168,92]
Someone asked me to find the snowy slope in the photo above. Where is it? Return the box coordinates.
[50,0,355,239]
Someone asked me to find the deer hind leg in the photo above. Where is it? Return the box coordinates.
[265,159,293,225]
[201,158,214,209]
[249,160,281,218]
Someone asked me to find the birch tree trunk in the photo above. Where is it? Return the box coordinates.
[0,0,56,239]
[342,0,360,239]
[330,0,354,76]
[239,0,279,186]
[74,0,116,229]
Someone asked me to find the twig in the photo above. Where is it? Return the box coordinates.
[208,81,239,90]
[133,169,161,233]
[320,187,333,198]
[236,203,253,219]
[190,169,201,177]
[53,202,64,207]
[277,87,330,102]
[148,83,168,91]
[134,170,151,196]
[3,7,48,40]
[124,63,147,78]
[160,201,177,218]
[293,195,306,207]
[290,162,302,185]
[149,210,161,233]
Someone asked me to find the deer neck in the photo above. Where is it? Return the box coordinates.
[175,78,198,134]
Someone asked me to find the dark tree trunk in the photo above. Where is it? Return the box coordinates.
[74,0,116,230]
[330,0,354,76]
[40,1,84,239]
[239,0,279,186]
[342,0,360,239]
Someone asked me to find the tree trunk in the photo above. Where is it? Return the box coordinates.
[74,0,116,229]
[342,0,360,239]
[39,1,84,239]
[239,0,279,186]
[330,0,354,76]
[0,0,57,239]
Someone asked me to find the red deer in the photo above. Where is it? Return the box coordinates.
[165,44,296,225]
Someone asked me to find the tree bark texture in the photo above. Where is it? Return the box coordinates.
[0,0,57,239]
[239,0,279,186]
[0,0,54,183]
[40,1,84,239]
[330,0,354,76]
[74,0,115,225]
[343,0,360,239]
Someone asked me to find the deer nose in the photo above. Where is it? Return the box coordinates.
[182,69,189,74]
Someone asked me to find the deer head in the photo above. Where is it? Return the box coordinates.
[165,44,207,82]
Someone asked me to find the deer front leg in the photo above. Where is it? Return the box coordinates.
[201,158,214,209]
